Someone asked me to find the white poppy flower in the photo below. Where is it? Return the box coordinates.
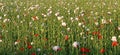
[57,16,63,20]
[67,27,70,31]
[52,46,60,51]
[55,12,60,16]
[78,23,83,26]
[107,12,112,15]
[14,42,18,45]
[31,42,34,45]
[0,16,2,19]
[95,22,99,26]
[72,41,80,48]
[118,26,120,30]
[0,39,2,42]
[37,48,41,51]
[62,22,66,27]
[91,37,94,40]
[111,36,117,41]
[3,19,10,23]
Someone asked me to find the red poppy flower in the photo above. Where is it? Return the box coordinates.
[20,47,24,51]
[92,31,100,35]
[112,41,118,46]
[43,38,48,41]
[80,47,90,52]
[100,48,105,53]
[34,34,39,37]
[65,35,69,41]
[31,52,36,55]
[98,34,102,39]
[27,45,32,49]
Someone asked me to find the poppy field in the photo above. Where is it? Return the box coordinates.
[0,0,120,55]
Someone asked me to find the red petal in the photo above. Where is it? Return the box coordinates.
[98,34,102,39]
[31,52,36,55]
[20,47,24,51]
[80,47,90,52]
[65,35,69,41]
[27,45,32,49]
[100,48,105,53]
[34,34,39,37]
[112,41,118,47]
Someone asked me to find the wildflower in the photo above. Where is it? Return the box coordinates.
[100,48,105,53]
[118,26,120,30]
[118,35,120,38]
[47,10,52,16]
[17,15,20,19]
[67,27,70,31]
[86,28,90,31]
[65,35,69,41]
[32,16,39,21]
[27,45,32,49]
[57,16,63,20]
[31,42,34,45]
[31,52,36,55]
[43,37,48,41]
[37,48,41,51]
[95,22,99,26]
[74,7,79,14]
[113,10,116,12]
[109,19,112,23]
[70,17,73,20]
[61,22,66,27]
[0,3,3,6]
[55,12,60,16]
[0,16,2,19]
[98,34,102,39]
[80,32,84,36]
[95,12,98,15]
[3,18,10,23]
[78,22,83,27]
[101,19,107,24]
[92,31,100,35]
[42,13,47,17]
[103,2,106,5]
[111,36,117,41]
[14,42,18,45]
[75,17,79,21]
[29,4,39,10]
[112,41,118,46]
[34,34,39,37]
[80,47,90,52]
[91,37,94,40]
[52,46,62,51]
[14,40,20,45]
[72,41,80,48]
[81,13,84,16]
[4,14,7,17]
[107,12,112,15]
[0,39,2,42]
[20,47,24,51]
